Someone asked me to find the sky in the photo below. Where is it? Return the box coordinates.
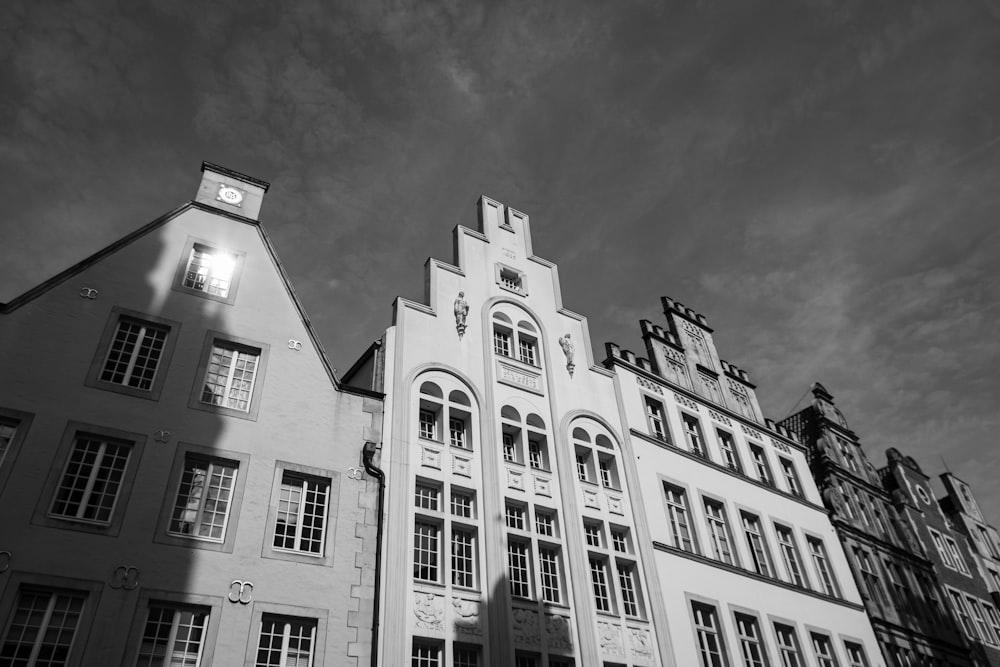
[2,0,999,521]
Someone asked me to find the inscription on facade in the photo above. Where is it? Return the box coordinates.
[497,361,543,395]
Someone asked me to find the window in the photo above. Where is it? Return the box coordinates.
[810,633,839,667]
[584,522,603,548]
[576,451,592,482]
[749,445,773,487]
[528,439,542,469]
[50,434,132,525]
[947,590,978,640]
[968,596,997,645]
[539,546,562,603]
[774,624,804,667]
[492,312,540,369]
[778,458,802,497]
[704,500,736,565]
[414,521,440,583]
[451,527,476,588]
[137,603,209,667]
[589,557,613,612]
[734,613,767,667]
[930,529,955,568]
[255,615,316,667]
[506,503,526,530]
[494,329,512,357]
[419,410,437,440]
[717,430,741,472]
[617,563,642,617]
[1,589,85,666]
[843,642,869,667]
[451,490,475,518]
[645,397,669,442]
[664,484,695,552]
[503,433,518,463]
[535,511,555,537]
[514,655,538,667]
[741,512,772,577]
[611,528,630,553]
[774,525,807,587]
[191,333,268,419]
[181,242,238,297]
[692,602,727,667]
[168,456,238,542]
[984,604,1000,647]
[518,338,537,366]
[807,537,840,597]
[683,414,707,458]
[453,645,479,667]
[883,560,907,608]
[944,536,970,575]
[838,439,858,473]
[273,474,329,555]
[854,549,885,607]
[508,540,532,598]
[599,456,619,489]
[449,418,467,448]
[411,640,441,667]
[0,415,21,481]
[86,309,181,400]
[500,267,522,292]
[415,482,440,511]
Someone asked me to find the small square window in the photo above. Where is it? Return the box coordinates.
[611,527,630,553]
[506,503,526,530]
[173,237,246,305]
[584,521,603,548]
[535,510,556,537]
[86,308,180,401]
[495,263,528,296]
[451,489,475,518]
[416,482,441,511]
[189,332,269,421]
[420,410,438,441]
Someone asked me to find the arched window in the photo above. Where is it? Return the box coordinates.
[499,407,550,470]
[492,309,541,368]
[418,381,473,450]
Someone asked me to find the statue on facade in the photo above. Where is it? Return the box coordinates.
[454,291,469,339]
[559,333,575,377]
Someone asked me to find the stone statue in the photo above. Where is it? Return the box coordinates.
[454,291,469,339]
[558,333,575,377]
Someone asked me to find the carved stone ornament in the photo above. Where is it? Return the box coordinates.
[414,592,444,630]
[229,580,254,604]
[598,621,623,655]
[558,334,576,377]
[79,287,99,299]
[674,393,698,411]
[629,627,653,658]
[346,466,365,480]
[287,339,303,351]
[512,608,540,645]
[110,565,140,590]
[454,292,470,339]
[741,423,763,440]
[0,551,10,573]
[545,614,573,649]
[421,446,442,470]
[453,455,472,478]
[708,409,731,427]
[153,430,171,443]
[452,598,481,635]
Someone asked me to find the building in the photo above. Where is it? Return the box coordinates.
[939,473,1000,605]
[0,164,383,666]
[782,384,1000,666]
[354,197,664,666]
[605,307,883,667]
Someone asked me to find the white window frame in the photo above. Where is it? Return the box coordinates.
[775,525,807,588]
[692,602,728,667]
[173,237,245,305]
[508,539,533,598]
[741,512,772,577]
[168,456,239,543]
[48,433,134,527]
[664,484,695,553]
[589,556,614,613]
[704,499,736,566]
[190,332,269,421]
[539,545,562,604]
[734,613,767,667]
[807,537,840,597]
[137,603,210,667]
[254,613,318,667]
[272,473,330,556]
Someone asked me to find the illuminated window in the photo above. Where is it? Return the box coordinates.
[255,615,316,667]
[183,243,237,297]
[169,457,238,542]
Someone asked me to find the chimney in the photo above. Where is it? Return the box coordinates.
[195,162,270,221]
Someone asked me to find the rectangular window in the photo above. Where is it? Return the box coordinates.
[503,433,517,463]
[930,530,955,568]
[411,640,441,667]
[453,645,479,667]
[449,418,467,448]
[948,590,978,640]
[255,615,316,667]
[535,511,554,537]
[774,624,804,667]
[414,521,440,582]
[415,483,440,511]
[734,613,767,667]
[984,604,1000,647]
[515,655,537,667]
[584,522,602,548]
[807,537,840,597]
[692,602,727,667]
[0,419,17,469]
[664,484,695,552]
[1,589,85,666]
[419,410,437,440]
[273,474,329,555]
[844,642,869,667]
[704,500,735,565]
[741,512,771,577]
[539,546,562,603]
[810,633,839,667]
[611,528,629,553]
[775,525,807,587]
[778,458,802,497]
[838,440,858,472]
[50,434,132,525]
[645,397,669,442]
[599,456,618,489]
[168,457,238,542]
[500,268,522,292]
[518,339,537,366]
[683,414,707,458]
[200,342,260,412]
[528,439,544,470]
[589,558,613,612]
[617,563,641,617]
[183,243,238,298]
[451,490,474,518]
[749,445,773,486]
[493,329,512,357]
[576,452,591,482]
[945,537,970,575]
[854,549,885,607]
[508,540,532,598]
[506,504,526,530]
[968,597,997,645]
[138,603,210,667]
[717,430,741,472]
[99,317,169,391]
[883,560,907,608]
[451,527,476,588]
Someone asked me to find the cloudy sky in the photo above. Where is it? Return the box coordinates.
[3,1,999,520]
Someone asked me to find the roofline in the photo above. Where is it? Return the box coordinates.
[201,161,270,191]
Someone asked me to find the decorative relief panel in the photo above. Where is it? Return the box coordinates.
[698,374,725,406]
[545,614,573,650]
[453,455,472,477]
[636,376,663,395]
[708,409,731,427]
[607,495,624,515]
[770,438,791,453]
[508,469,525,491]
[583,489,600,510]
[453,598,481,635]
[740,424,763,441]
[512,608,540,645]
[421,446,441,470]
[598,621,624,656]
[414,592,445,631]
[662,345,685,365]
[728,380,756,420]
[674,393,698,411]
[661,347,691,389]
[534,476,551,497]
[497,361,544,395]
[629,627,653,663]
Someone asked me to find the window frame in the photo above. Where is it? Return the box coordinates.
[189,331,270,421]
[732,610,769,667]
[716,429,742,473]
[85,307,181,401]
[32,422,146,537]
[740,511,773,578]
[749,444,774,487]
[682,412,708,459]
[588,556,615,613]
[508,538,533,599]
[244,602,327,667]
[690,599,729,667]
[806,535,840,598]
[495,262,528,296]
[774,524,808,588]
[704,498,738,566]
[0,406,32,493]
[772,621,805,667]
[664,482,697,553]
[777,457,803,498]
[616,560,644,618]
[645,396,670,443]
[262,461,340,566]
[172,236,246,305]
[122,589,224,667]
